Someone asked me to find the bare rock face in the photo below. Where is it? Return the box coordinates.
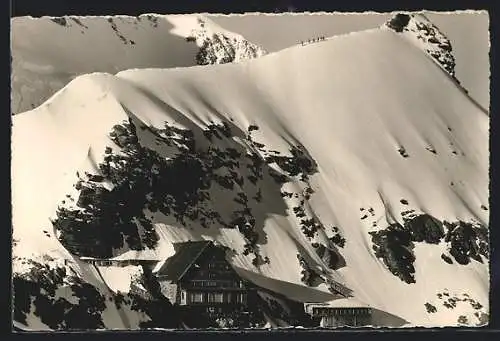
[186,18,267,65]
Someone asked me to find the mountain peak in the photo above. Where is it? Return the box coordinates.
[383,12,456,78]
[184,16,268,65]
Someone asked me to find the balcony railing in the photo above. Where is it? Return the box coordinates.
[186,280,246,289]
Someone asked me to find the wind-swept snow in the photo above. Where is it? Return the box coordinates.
[12,26,489,329]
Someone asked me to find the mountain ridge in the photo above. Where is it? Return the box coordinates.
[11,14,266,114]
[12,25,489,329]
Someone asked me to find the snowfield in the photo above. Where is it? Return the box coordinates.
[12,17,489,329]
[11,14,266,114]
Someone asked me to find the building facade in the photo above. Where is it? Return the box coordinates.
[79,257,157,267]
[304,300,373,327]
[155,241,256,314]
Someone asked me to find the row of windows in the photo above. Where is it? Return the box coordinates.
[322,315,372,327]
[195,272,233,279]
[207,263,231,270]
[187,292,247,304]
[190,292,225,303]
[313,308,371,316]
[192,281,219,287]
[82,259,149,267]
[190,280,245,288]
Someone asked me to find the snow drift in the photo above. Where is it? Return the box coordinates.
[12,23,489,330]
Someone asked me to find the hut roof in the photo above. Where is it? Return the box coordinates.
[154,240,213,281]
[305,297,371,309]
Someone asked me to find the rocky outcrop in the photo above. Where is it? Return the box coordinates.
[186,17,267,65]
[384,13,456,78]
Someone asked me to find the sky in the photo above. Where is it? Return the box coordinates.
[209,11,490,110]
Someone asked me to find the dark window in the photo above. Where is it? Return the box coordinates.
[236,293,247,304]
[191,292,204,303]
[208,292,224,303]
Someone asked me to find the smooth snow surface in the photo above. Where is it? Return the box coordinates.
[12,27,489,328]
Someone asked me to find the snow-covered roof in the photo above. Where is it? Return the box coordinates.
[155,240,212,280]
[305,297,371,309]
[79,253,159,262]
[233,266,337,303]
[109,250,161,262]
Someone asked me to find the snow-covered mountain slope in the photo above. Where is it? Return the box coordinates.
[383,12,488,112]
[10,14,266,114]
[384,13,456,79]
[12,26,489,329]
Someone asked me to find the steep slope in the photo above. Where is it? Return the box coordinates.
[384,13,457,79]
[383,13,489,118]
[11,14,266,114]
[12,27,489,329]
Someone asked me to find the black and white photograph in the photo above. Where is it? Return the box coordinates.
[11,9,490,331]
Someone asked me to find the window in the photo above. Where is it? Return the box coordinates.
[214,293,224,303]
[236,293,247,304]
[208,292,224,303]
[191,292,204,303]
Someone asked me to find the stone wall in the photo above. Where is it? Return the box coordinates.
[159,281,178,304]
